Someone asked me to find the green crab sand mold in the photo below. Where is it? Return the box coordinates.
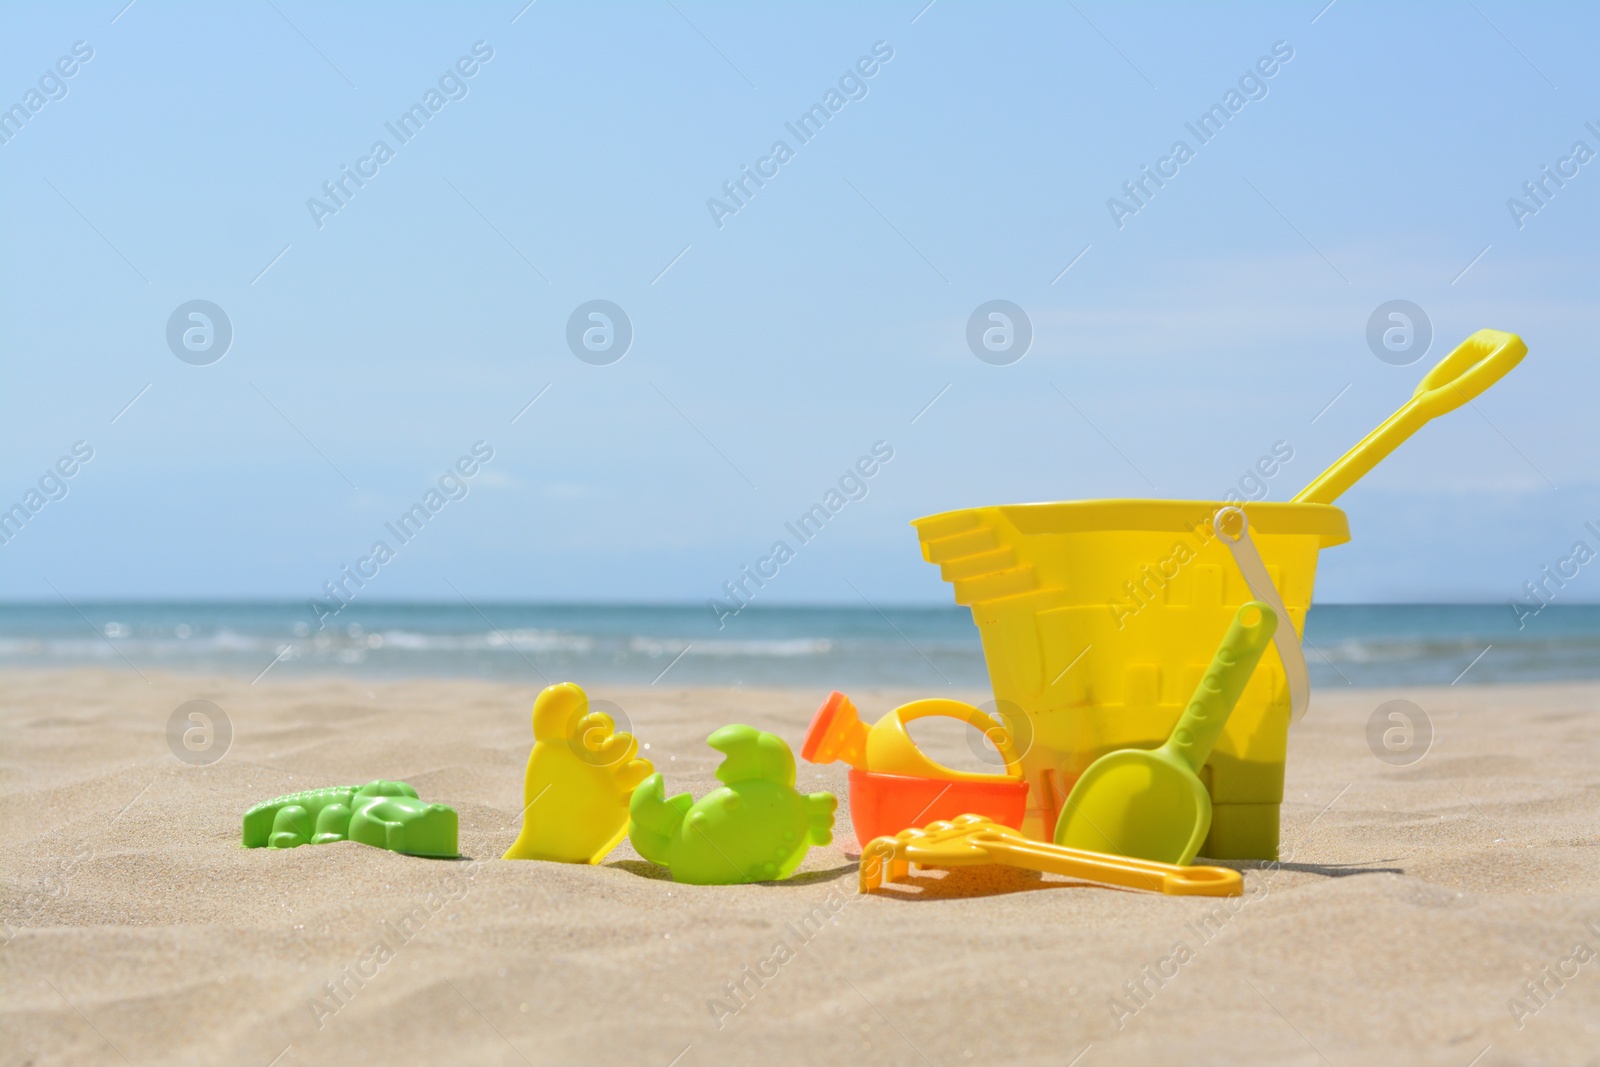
[243,780,458,858]
[629,725,836,885]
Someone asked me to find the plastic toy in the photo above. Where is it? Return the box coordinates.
[1293,329,1527,505]
[629,724,836,885]
[912,329,1524,859]
[243,780,458,858]
[1055,602,1277,866]
[504,682,654,864]
[860,814,1242,897]
[803,692,1027,847]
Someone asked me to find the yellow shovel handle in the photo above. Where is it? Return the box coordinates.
[1294,329,1526,506]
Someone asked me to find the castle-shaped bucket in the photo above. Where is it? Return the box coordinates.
[912,499,1348,860]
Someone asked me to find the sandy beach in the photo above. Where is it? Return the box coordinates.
[2,668,1597,1066]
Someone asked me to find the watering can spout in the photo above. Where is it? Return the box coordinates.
[801,692,871,768]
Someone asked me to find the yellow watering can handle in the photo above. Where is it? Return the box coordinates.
[894,699,1026,777]
[1293,329,1527,506]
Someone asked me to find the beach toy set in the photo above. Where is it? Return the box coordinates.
[242,329,1527,897]
[820,599,1276,895]
[908,329,1526,861]
[240,683,835,885]
[233,662,1261,897]
[496,684,836,884]
[488,683,840,885]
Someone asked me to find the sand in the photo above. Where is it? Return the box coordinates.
[2,668,1598,1067]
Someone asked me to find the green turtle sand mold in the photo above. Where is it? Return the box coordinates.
[629,724,836,885]
[243,780,458,858]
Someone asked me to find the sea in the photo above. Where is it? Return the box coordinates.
[0,601,1595,691]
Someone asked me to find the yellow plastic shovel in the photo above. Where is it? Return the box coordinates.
[1294,328,1526,505]
[1055,602,1278,866]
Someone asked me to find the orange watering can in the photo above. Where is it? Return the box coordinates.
[803,691,1030,848]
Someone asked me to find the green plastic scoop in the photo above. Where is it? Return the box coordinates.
[1054,601,1278,866]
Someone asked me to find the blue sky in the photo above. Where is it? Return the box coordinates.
[2,0,1596,607]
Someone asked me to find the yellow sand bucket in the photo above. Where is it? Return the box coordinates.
[912,499,1344,858]
[912,329,1526,859]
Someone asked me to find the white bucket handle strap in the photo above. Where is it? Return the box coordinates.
[1212,506,1310,724]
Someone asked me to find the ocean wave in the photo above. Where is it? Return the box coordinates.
[1315,634,1600,664]
[687,638,836,657]
[3,603,1596,687]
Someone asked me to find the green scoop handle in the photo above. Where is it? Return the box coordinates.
[1162,601,1278,774]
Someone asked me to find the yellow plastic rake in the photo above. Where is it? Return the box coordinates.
[859,815,1243,897]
